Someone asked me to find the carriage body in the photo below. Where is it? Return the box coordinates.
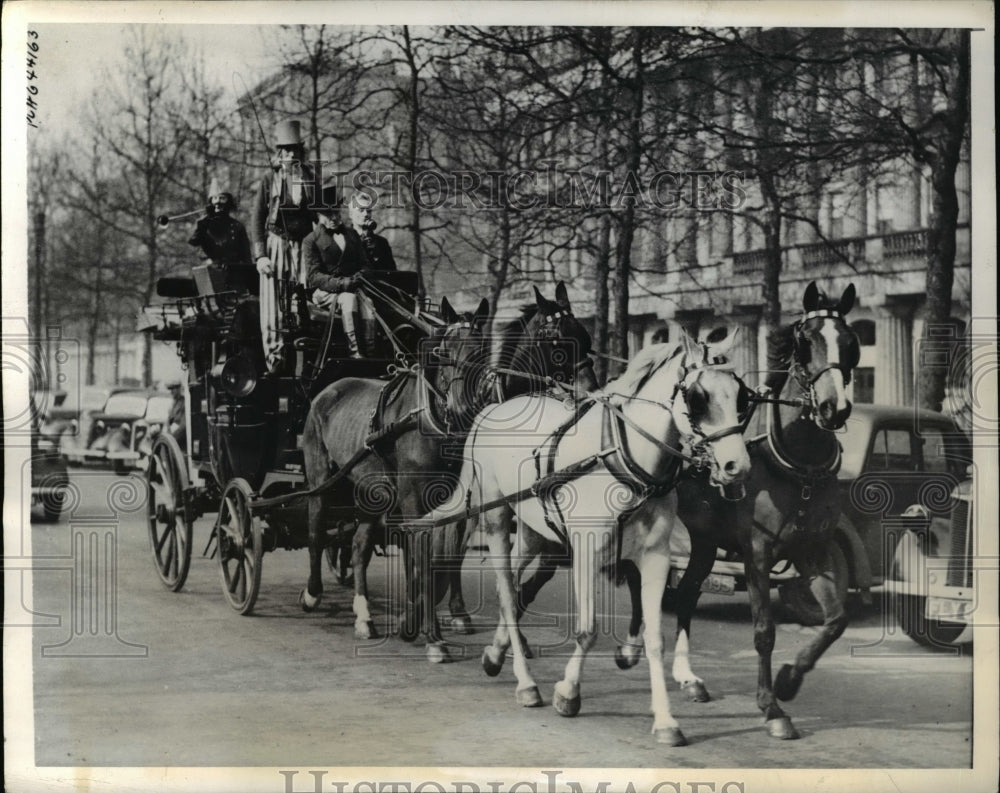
[142,263,428,606]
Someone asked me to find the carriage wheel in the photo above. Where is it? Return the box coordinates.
[146,434,193,592]
[216,478,264,615]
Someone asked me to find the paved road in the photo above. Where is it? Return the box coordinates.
[21,470,975,774]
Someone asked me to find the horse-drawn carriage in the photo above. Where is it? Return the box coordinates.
[142,262,442,613]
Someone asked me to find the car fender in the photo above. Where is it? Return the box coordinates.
[836,517,872,590]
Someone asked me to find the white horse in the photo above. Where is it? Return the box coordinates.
[412,333,751,745]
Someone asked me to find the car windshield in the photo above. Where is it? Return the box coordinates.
[145,396,173,423]
[102,394,149,416]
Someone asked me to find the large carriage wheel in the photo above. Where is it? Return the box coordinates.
[146,434,194,591]
[216,478,264,615]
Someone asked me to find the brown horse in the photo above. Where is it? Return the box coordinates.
[300,297,491,647]
[615,281,861,741]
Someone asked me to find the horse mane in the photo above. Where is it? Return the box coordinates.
[602,343,682,398]
[495,304,539,368]
[764,324,795,393]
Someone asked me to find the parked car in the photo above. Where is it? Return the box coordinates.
[667,403,972,625]
[74,390,174,474]
[30,395,70,522]
[57,386,141,466]
[884,471,975,646]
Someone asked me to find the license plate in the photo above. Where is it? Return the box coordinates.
[926,596,971,622]
[669,568,735,596]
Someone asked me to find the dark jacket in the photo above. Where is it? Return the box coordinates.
[304,225,372,293]
[250,163,317,260]
[357,230,398,272]
[189,212,252,266]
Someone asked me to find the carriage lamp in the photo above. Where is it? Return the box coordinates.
[210,355,257,398]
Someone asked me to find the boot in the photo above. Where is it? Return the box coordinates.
[342,307,363,359]
[346,330,363,359]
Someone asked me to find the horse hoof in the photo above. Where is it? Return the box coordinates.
[552,688,581,717]
[766,716,800,740]
[614,645,641,670]
[355,621,378,640]
[481,647,505,677]
[426,644,451,664]
[774,664,803,702]
[516,686,543,708]
[653,727,688,746]
[299,589,321,613]
[450,615,473,635]
[680,680,711,702]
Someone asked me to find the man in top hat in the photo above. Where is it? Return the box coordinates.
[250,119,318,372]
[348,191,397,273]
[304,185,373,358]
[188,177,256,294]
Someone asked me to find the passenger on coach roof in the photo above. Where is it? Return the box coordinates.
[304,185,373,359]
[187,177,256,295]
[348,191,397,273]
[250,119,317,373]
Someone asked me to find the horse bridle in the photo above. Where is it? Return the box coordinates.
[790,308,859,419]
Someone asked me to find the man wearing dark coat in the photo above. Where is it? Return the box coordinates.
[187,178,256,294]
[249,119,317,372]
[348,191,398,272]
[304,186,371,358]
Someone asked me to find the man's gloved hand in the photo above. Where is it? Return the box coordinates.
[256,256,274,276]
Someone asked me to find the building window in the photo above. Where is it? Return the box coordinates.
[853,367,874,404]
[851,319,876,346]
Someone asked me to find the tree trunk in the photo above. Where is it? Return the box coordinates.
[594,212,612,384]
[917,31,970,411]
[402,27,424,300]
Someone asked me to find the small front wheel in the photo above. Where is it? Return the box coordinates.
[147,434,193,591]
[216,478,264,615]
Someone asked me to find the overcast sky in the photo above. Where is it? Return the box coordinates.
[32,23,276,141]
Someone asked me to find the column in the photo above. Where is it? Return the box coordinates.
[875,306,915,406]
[729,312,760,382]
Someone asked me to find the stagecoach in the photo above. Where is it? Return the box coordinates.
[140,261,433,613]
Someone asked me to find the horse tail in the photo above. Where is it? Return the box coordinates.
[301,403,330,488]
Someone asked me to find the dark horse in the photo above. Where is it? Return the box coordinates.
[300,296,491,651]
[410,282,599,658]
[616,281,860,740]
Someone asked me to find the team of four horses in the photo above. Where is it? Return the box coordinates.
[298,278,860,747]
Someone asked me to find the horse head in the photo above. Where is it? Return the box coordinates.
[520,281,597,394]
[675,330,753,499]
[432,296,491,427]
[792,282,859,430]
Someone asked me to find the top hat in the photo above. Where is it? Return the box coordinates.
[274,119,303,148]
[316,185,342,216]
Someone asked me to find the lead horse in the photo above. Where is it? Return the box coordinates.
[412,335,751,744]
[616,281,861,740]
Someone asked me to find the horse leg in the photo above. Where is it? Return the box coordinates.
[637,545,687,745]
[413,525,452,664]
[512,534,562,659]
[351,520,378,639]
[300,492,325,612]
[443,519,473,634]
[483,512,542,707]
[613,559,644,670]
[552,529,604,720]
[774,541,848,702]
[671,536,717,702]
[746,543,798,739]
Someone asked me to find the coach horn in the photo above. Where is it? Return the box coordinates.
[156,208,203,227]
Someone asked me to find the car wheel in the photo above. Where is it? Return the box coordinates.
[778,542,849,626]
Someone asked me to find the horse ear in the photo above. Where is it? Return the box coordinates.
[679,329,701,363]
[706,325,739,356]
[803,281,819,312]
[440,296,458,325]
[473,298,490,327]
[837,284,856,316]
[533,286,545,307]
[554,281,570,308]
